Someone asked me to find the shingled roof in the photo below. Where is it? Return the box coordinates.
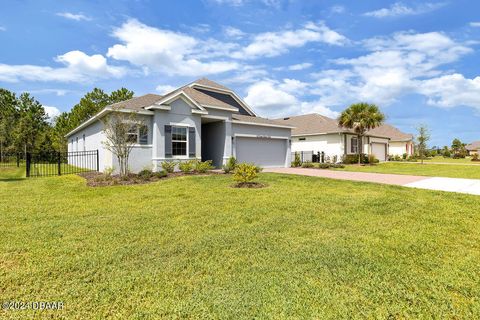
[278,114,343,135]
[466,141,480,151]
[232,114,293,127]
[368,124,413,142]
[109,94,163,111]
[278,113,413,141]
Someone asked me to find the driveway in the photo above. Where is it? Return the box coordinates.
[264,167,480,196]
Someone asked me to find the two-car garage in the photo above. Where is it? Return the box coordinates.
[235,137,288,168]
[231,116,292,168]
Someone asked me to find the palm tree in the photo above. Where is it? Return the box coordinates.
[338,102,385,165]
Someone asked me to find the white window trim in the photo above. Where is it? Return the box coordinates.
[171,126,189,158]
[351,137,359,154]
[127,124,149,145]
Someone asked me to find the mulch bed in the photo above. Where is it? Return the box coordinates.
[231,182,267,189]
[79,171,223,187]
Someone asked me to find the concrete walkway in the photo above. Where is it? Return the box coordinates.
[264,167,480,196]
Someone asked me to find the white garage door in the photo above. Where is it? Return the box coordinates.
[236,137,287,167]
[371,143,387,162]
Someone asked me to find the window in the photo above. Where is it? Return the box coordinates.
[172,126,187,156]
[82,134,86,151]
[127,125,138,143]
[139,125,148,145]
[75,137,78,151]
[127,124,148,145]
[299,137,306,141]
[351,137,358,154]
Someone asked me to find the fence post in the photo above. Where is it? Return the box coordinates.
[96,149,99,172]
[16,153,20,167]
[57,152,61,176]
[26,153,31,177]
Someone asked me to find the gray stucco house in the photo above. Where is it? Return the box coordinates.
[66,78,293,172]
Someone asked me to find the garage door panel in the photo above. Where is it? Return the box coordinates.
[371,143,386,162]
[236,137,286,167]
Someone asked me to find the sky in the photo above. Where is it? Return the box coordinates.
[1,0,480,147]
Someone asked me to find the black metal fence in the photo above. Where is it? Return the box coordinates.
[292,151,327,163]
[0,153,24,168]
[25,150,99,177]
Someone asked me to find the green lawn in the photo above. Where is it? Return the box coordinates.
[424,156,477,164]
[1,169,479,319]
[335,162,480,179]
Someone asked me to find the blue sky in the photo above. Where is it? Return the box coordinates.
[1,0,480,146]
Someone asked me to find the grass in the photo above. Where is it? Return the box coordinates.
[1,170,479,319]
[335,162,480,179]
[424,156,477,164]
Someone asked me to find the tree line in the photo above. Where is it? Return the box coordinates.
[0,87,134,157]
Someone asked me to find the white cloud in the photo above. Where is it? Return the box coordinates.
[419,74,480,108]
[43,105,61,121]
[470,22,480,27]
[223,26,246,39]
[244,80,298,116]
[30,89,69,96]
[288,63,312,71]
[0,50,126,83]
[244,79,338,118]
[56,12,91,21]
[233,21,346,59]
[107,19,239,76]
[155,84,177,95]
[0,26,6,31]
[330,5,345,14]
[364,2,446,18]
[307,31,480,112]
[209,0,245,6]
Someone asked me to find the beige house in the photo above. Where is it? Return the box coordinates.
[466,141,480,155]
[278,114,414,162]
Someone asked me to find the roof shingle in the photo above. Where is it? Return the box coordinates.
[109,94,163,111]
[278,113,413,141]
[466,141,480,151]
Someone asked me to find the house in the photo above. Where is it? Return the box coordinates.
[466,141,480,155]
[66,78,293,172]
[277,113,414,162]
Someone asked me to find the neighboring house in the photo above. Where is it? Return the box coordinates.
[66,78,293,172]
[277,114,414,162]
[368,124,415,157]
[466,141,480,155]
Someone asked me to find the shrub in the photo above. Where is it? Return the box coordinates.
[472,153,479,162]
[317,163,331,169]
[332,164,345,168]
[138,169,153,180]
[301,161,314,168]
[222,156,237,173]
[194,160,214,173]
[154,170,167,178]
[161,161,176,173]
[178,161,194,173]
[402,153,408,160]
[233,163,259,184]
[292,152,301,167]
[368,154,379,164]
[104,166,114,179]
[343,154,369,164]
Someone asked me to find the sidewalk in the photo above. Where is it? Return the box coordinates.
[264,167,480,196]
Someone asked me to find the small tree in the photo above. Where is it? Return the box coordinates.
[416,125,430,164]
[102,108,146,176]
[338,102,385,165]
[451,138,467,158]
